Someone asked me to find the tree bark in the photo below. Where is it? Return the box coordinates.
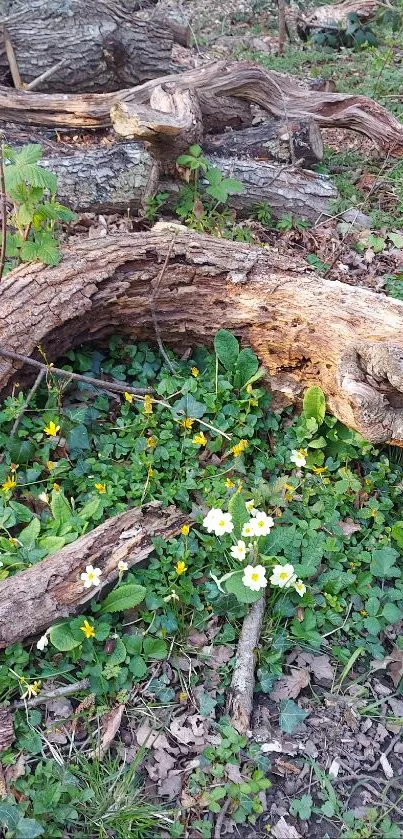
[204,120,324,166]
[298,0,380,33]
[227,595,266,734]
[1,229,403,445]
[34,141,335,218]
[0,61,401,155]
[0,501,187,649]
[0,0,179,92]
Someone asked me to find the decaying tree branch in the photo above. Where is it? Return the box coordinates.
[227,595,266,734]
[1,229,403,444]
[298,0,381,34]
[0,502,188,648]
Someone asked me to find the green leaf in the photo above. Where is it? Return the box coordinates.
[15,144,43,165]
[370,547,401,579]
[363,616,382,635]
[143,636,168,660]
[129,655,147,678]
[18,516,41,547]
[367,234,385,253]
[20,240,39,263]
[214,329,239,371]
[221,177,244,195]
[391,521,403,548]
[124,633,143,655]
[224,572,262,604]
[0,802,20,831]
[198,691,217,717]
[290,795,313,821]
[100,583,147,614]
[234,348,259,388]
[49,622,82,651]
[50,489,72,529]
[16,203,34,226]
[38,535,66,554]
[389,232,403,249]
[382,603,403,625]
[107,637,127,666]
[173,393,207,420]
[303,386,326,424]
[8,439,35,463]
[228,493,249,539]
[78,495,103,522]
[68,424,90,452]
[35,237,60,266]
[16,818,45,838]
[279,699,308,733]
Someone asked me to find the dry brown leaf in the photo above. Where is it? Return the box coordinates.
[169,714,207,748]
[225,763,244,783]
[274,759,301,775]
[387,696,403,720]
[158,771,183,799]
[271,816,302,838]
[202,645,233,669]
[89,704,124,759]
[371,649,403,688]
[5,753,25,788]
[298,653,335,682]
[270,669,310,702]
[146,748,176,781]
[337,518,362,536]
[187,630,208,648]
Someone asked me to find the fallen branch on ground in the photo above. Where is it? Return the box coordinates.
[226,595,266,734]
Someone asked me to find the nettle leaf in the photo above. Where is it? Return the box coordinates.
[15,144,43,165]
[214,329,239,371]
[100,583,147,614]
[20,240,39,263]
[234,348,259,388]
[49,621,82,651]
[279,699,308,733]
[35,236,61,266]
[303,386,326,424]
[228,493,249,539]
[224,572,262,604]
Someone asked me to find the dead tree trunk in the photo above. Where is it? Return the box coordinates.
[204,120,324,166]
[0,502,187,649]
[1,229,403,445]
[0,0,183,92]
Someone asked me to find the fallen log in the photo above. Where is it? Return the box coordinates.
[0,61,401,155]
[36,141,335,218]
[0,501,187,649]
[1,229,403,445]
[0,0,183,92]
[298,0,380,33]
[204,120,324,166]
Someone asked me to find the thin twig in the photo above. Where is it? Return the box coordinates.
[150,235,177,374]
[12,678,90,709]
[10,368,45,438]
[0,141,7,283]
[0,348,152,395]
[26,58,68,91]
[214,797,231,839]
[2,26,22,89]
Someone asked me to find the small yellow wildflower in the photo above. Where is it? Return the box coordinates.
[46,461,56,471]
[225,478,235,488]
[181,524,190,536]
[43,420,60,436]
[193,431,207,446]
[191,367,199,378]
[147,436,157,449]
[124,391,133,404]
[53,482,60,491]
[246,383,253,394]
[148,466,154,478]
[21,680,41,700]
[232,439,248,458]
[80,619,96,639]
[312,466,328,475]
[8,537,19,547]
[143,395,153,415]
[178,691,188,702]
[2,475,16,492]
[94,483,106,494]
[359,610,368,618]
[181,417,194,430]
[175,561,187,575]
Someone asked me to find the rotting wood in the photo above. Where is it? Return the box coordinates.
[227,595,266,734]
[1,229,403,444]
[0,501,188,649]
[0,708,14,753]
[204,119,324,167]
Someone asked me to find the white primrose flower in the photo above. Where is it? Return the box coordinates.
[241,520,255,538]
[290,449,307,468]
[80,564,102,588]
[36,633,49,651]
[230,540,247,561]
[250,512,274,537]
[211,512,234,536]
[118,560,128,573]
[202,508,224,533]
[245,500,259,516]
[270,563,295,589]
[242,564,267,592]
[293,579,307,597]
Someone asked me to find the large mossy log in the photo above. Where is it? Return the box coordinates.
[1,229,403,445]
[0,502,187,648]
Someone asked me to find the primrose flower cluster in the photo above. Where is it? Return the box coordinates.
[202,504,306,597]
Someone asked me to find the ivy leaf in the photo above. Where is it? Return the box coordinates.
[100,583,147,614]
[303,386,326,424]
[214,329,239,371]
[68,424,90,453]
[172,393,207,420]
[279,699,308,733]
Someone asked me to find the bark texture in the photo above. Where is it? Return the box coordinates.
[0,709,14,753]
[227,595,266,734]
[0,61,401,155]
[204,120,324,166]
[1,229,403,444]
[0,502,187,649]
[298,0,380,30]
[0,0,177,92]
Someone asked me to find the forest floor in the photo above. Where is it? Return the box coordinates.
[0,2,403,839]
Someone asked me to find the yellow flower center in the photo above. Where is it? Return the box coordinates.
[251,573,259,582]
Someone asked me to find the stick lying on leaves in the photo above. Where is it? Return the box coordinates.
[226,594,266,734]
[0,501,188,648]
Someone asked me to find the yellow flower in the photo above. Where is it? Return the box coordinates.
[94,483,106,494]
[143,395,153,415]
[148,466,154,477]
[232,439,248,457]
[21,680,41,700]
[246,384,253,394]
[124,391,133,403]
[312,466,328,475]
[181,417,194,430]
[191,367,199,378]
[43,420,60,436]
[147,436,157,448]
[53,482,60,491]
[8,537,19,547]
[80,619,96,639]
[46,460,56,471]
[178,691,188,701]
[225,478,235,488]
[359,610,368,618]
[2,475,16,492]
[193,432,207,446]
[181,524,190,536]
[175,561,187,575]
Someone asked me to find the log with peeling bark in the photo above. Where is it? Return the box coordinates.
[227,595,266,734]
[204,120,324,167]
[298,0,380,34]
[1,229,403,445]
[0,502,187,649]
[28,138,335,218]
[0,61,401,156]
[0,0,185,92]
